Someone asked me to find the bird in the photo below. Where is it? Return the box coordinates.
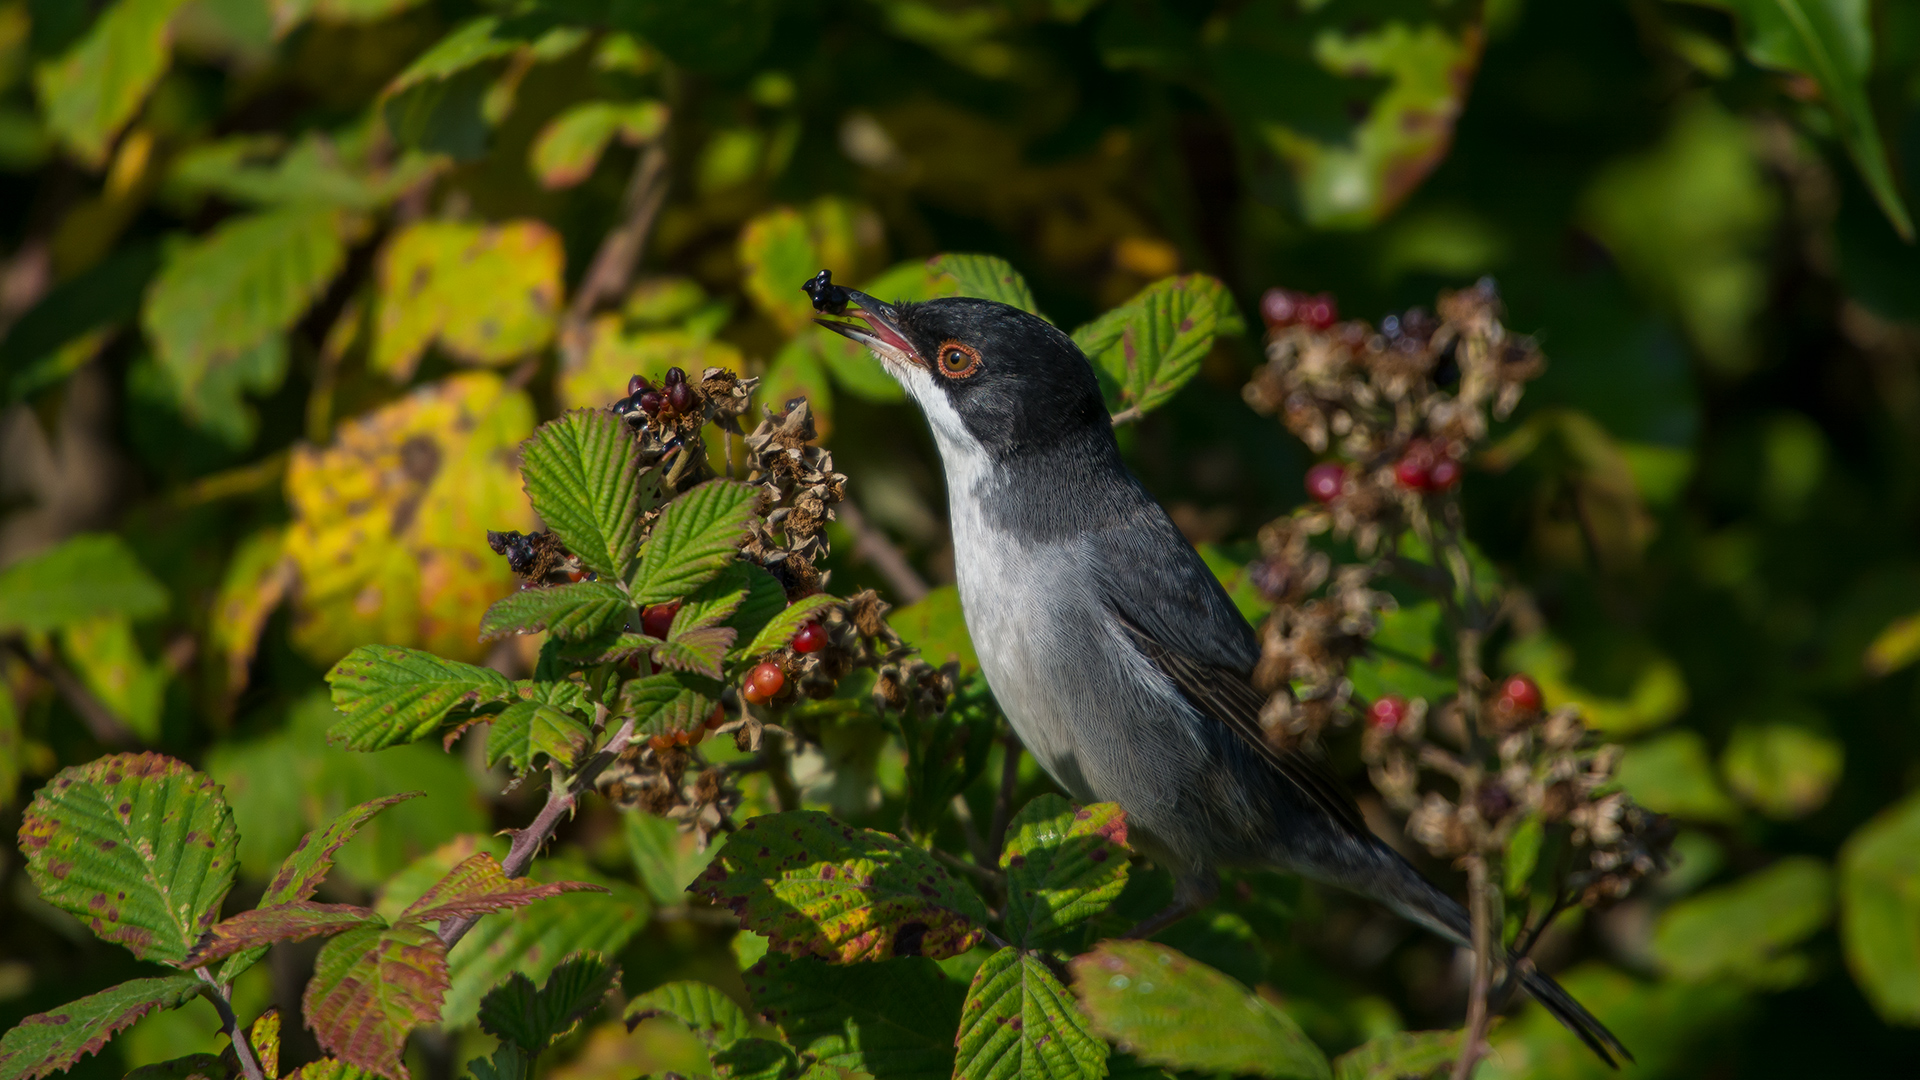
[803,270,1629,1067]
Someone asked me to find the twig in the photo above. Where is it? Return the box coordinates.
[195,968,267,1080]
[1451,854,1496,1080]
[1109,405,1143,427]
[763,730,802,812]
[559,143,670,373]
[5,640,137,748]
[439,705,638,948]
[987,734,1022,863]
[836,499,929,604]
[932,846,1005,888]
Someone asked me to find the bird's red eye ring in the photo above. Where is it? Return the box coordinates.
[937,342,981,378]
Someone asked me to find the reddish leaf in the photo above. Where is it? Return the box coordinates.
[400,853,604,925]
[265,794,422,906]
[0,975,202,1080]
[304,924,448,1080]
[188,902,382,967]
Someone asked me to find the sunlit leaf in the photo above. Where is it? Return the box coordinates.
[740,594,838,657]
[1071,941,1331,1080]
[955,948,1107,1080]
[250,1011,280,1080]
[652,626,735,679]
[745,952,964,1080]
[372,220,563,381]
[519,410,646,581]
[486,685,594,774]
[0,974,202,1080]
[1839,791,1920,1023]
[400,851,604,925]
[1000,797,1129,947]
[1651,856,1832,986]
[304,922,447,1080]
[1615,730,1740,824]
[630,480,760,605]
[1721,723,1843,819]
[58,614,167,741]
[1503,633,1688,737]
[928,254,1038,315]
[691,810,988,962]
[1331,1030,1460,1080]
[1072,274,1243,419]
[19,753,237,966]
[559,320,746,412]
[325,645,515,751]
[618,670,723,742]
[0,533,167,634]
[741,207,830,335]
[529,100,668,189]
[478,952,619,1052]
[624,981,751,1049]
[32,0,191,167]
[481,581,634,641]
[187,902,383,967]
[623,811,717,907]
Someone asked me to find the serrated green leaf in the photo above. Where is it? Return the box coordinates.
[1330,1030,1459,1080]
[519,410,646,581]
[691,810,988,962]
[956,948,1106,1080]
[143,207,347,406]
[624,811,717,907]
[304,923,448,1080]
[31,0,191,166]
[671,564,755,635]
[1071,941,1330,1080]
[464,1045,526,1080]
[187,902,383,967]
[1073,274,1243,419]
[1840,790,1920,1023]
[529,100,668,189]
[625,981,752,1049]
[930,254,1039,315]
[482,581,635,641]
[0,974,202,1080]
[19,753,237,966]
[264,794,424,907]
[653,626,736,679]
[0,533,168,634]
[712,1037,799,1080]
[121,1052,225,1080]
[619,671,723,740]
[630,480,760,605]
[1652,856,1832,986]
[741,595,838,657]
[1000,796,1130,947]
[746,952,964,1080]
[479,952,619,1053]
[486,695,593,774]
[400,852,604,926]
[324,645,515,751]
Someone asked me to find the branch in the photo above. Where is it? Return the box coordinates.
[836,498,929,604]
[558,143,670,374]
[1109,405,1143,427]
[1451,854,1496,1080]
[195,968,267,1080]
[987,733,1022,863]
[5,640,138,748]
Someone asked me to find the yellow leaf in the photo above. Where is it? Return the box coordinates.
[284,373,535,664]
[59,615,167,741]
[372,220,564,381]
[557,317,744,411]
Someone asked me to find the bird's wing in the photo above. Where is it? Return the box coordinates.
[1088,515,1371,838]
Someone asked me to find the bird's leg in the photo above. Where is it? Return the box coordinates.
[1124,871,1219,939]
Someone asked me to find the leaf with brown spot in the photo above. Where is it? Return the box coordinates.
[0,974,202,1080]
[1071,275,1243,421]
[304,923,449,1080]
[188,901,383,967]
[691,811,988,963]
[400,852,605,926]
[251,1010,282,1079]
[1000,797,1130,948]
[371,220,563,381]
[480,580,635,641]
[19,754,238,966]
[955,948,1106,1080]
[324,645,516,752]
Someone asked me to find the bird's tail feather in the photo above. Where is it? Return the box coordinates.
[1514,964,1631,1068]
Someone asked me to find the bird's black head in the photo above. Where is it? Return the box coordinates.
[809,280,1112,463]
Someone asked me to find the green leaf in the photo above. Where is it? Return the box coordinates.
[324,645,515,751]
[630,480,760,605]
[722,564,793,647]
[1071,941,1331,1080]
[519,410,647,582]
[712,1038,799,1080]
[1331,1030,1460,1080]
[886,585,978,673]
[486,688,594,774]
[19,753,238,966]
[1651,856,1833,986]
[166,133,443,212]
[464,1045,527,1080]
[399,851,604,925]
[478,952,619,1053]
[1720,722,1843,819]
[955,948,1107,1080]
[481,581,636,641]
[745,952,965,1080]
[285,1058,379,1080]
[31,0,191,166]
[624,980,752,1049]
[741,595,839,657]
[1840,790,1920,1023]
[0,533,168,633]
[929,254,1039,315]
[1072,274,1243,419]
[143,207,347,406]
[1614,730,1740,823]
[304,922,448,1080]
[619,670,723,740]
[186,901,383,967]
[122,1052,225,1080]
[0,974,202,1080]
[529,100,669,189]
[739,207,823,335]
[267,794,425,909]
[653,626,737,679]
[1000,796,1130,947]
[1682,0,1912,239]
[692,810,989,962]
[671,564,755,634]
[624,810,717,906]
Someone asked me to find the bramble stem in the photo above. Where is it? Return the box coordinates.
[196,968,267,1080]
[987,734,1022,864]
[1451,855,1496,1080]
[836,499,929,604]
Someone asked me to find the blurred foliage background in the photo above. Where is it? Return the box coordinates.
[3,0,1920,1078]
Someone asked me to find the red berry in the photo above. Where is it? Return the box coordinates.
[1304,462,1345,504]
[1496,674,1543,714]
[667,382,694,413]
[1426,456,1462,491]
[705,705,728,730]
[1394,440,1435,490]
[792,621,828,653]
[664,366,686,387]
[1301,293,1338,330]
[641,601,680,639]
[743,661,785,703]
[566,568,587,582]
[638,390,664,415]
[1260,288,1302,329]
[648,734,674,753]
[628,374,649,397]
[1368,695,1410,732]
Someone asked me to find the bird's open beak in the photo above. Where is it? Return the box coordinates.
[815,290,920,369]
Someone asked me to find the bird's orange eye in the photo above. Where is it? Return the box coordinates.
[938,342,980,378]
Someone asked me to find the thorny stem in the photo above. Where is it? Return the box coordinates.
[195,968,267,1080]
[836,499,929,604]
[1452,854,1496,1080]
[439,705,637,948]
[987,734,1023,864]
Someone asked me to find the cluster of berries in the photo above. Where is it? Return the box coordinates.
[1364,674,1540,736]
[1259,288,1339,331]
[612,367,697,426]
[1391,438,1463,492]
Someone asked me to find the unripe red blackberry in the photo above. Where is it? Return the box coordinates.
[641,601,680,639]
[743,661,785,704]
[1395,439,1436,490]
[1260,288,1302,329]
[1426,456,1462,491]
[667,382,694,413]
[792,621,827,653]
[1305,462,1345,503]
[1495,673,1543,714]
[1301,293,1338,330]
[1368,695,1410,732]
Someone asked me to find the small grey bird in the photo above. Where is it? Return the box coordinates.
[806,274,1627,1067]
